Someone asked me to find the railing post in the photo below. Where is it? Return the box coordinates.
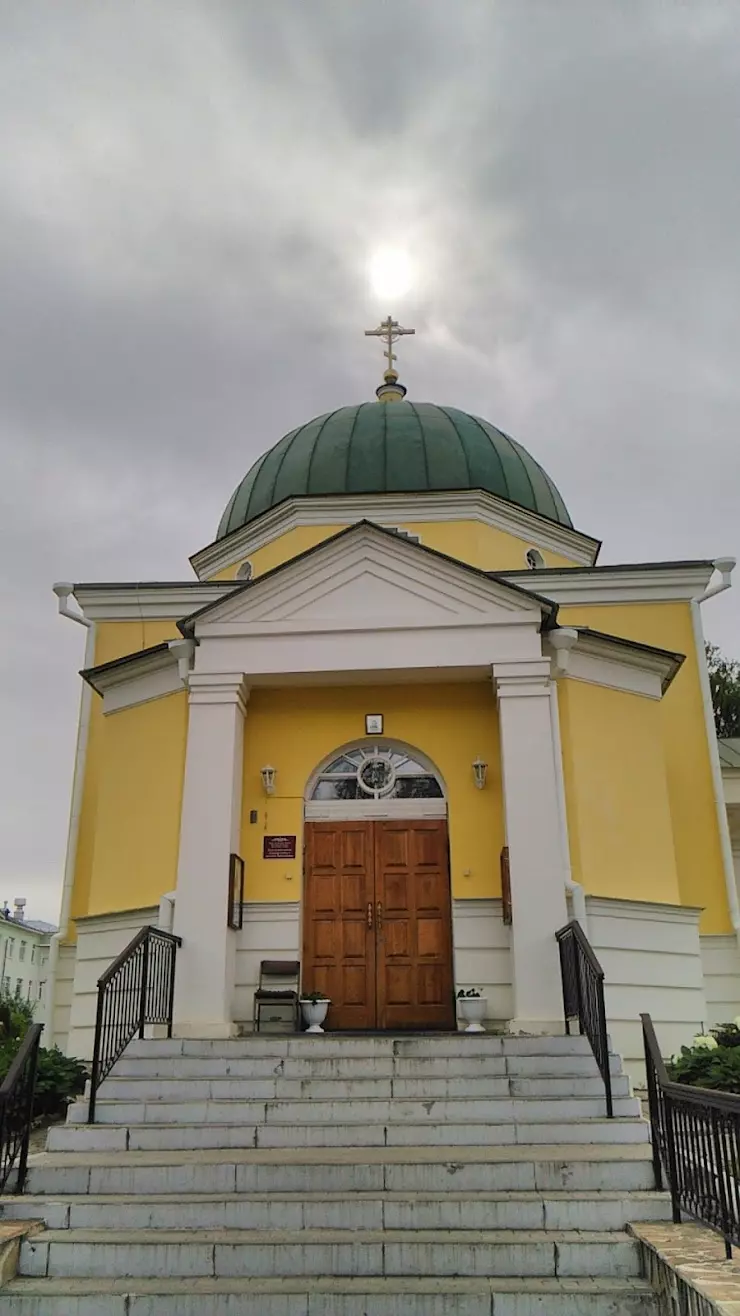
[166,938,177,1040]
[138,932,150,1040]
[558,934,571,1036]
[573,940,585,1038]
[15,1032,41,1196]
[664,1093,682,1225]
[643,1023,664,1191]
[596,975,613,1119]
[88,982,105,1125]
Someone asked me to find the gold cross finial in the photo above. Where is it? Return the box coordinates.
[364,315,415,373]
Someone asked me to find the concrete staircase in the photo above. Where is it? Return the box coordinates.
[0,1032,670,1313]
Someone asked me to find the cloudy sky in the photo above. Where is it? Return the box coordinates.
[1,2,739,921]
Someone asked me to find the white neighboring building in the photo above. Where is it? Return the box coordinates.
[0,899,56,1025]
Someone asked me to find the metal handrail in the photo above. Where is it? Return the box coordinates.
[88,926,181,1124]
[555,920,613,1118]
[0,1022,43,1194]
[642,1012,740,1257]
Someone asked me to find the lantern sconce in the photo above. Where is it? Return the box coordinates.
[260,764,277,796]
[472,757,488,790]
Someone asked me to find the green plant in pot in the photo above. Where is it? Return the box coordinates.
[300,991,331,1034]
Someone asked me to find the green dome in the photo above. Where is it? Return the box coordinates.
[217,401,572,539]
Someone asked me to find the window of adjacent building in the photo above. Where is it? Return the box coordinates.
[15,979,22,997]
[30,945,36,964]
[6,939,13,960]
[19,941,26,962]
[38,982,45,1000]
[2,977,9,993]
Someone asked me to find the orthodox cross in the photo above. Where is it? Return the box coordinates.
[364,315,415,372]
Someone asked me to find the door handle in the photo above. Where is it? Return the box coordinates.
[376,901,383,933]
[367,902,373,929]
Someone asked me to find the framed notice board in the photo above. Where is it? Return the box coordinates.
[227,853,245,930]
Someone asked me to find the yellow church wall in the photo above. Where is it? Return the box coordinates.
[68,620,183,937]
[241,683,504,903]
[559,601,728,932]
[558,679,681,905]
[85,691,188,917]
[210,518,575,582]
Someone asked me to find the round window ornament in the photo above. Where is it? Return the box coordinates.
[357,754,395,797]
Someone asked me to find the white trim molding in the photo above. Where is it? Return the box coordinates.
[72,581,238,621]
[545,629,682,701]
[190,490,601,580]
[501,562,714,606]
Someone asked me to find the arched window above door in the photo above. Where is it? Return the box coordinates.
[309,744,444,802]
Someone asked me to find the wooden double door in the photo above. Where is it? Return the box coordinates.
[302,819,455,1031]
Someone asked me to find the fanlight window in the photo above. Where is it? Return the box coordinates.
[311,745,443,801]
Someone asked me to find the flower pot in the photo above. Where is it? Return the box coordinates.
[458,997,487,1033]
[300,999,330,1033]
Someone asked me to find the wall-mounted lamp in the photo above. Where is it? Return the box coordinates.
[260,765,277,796]
[472,757,488,790]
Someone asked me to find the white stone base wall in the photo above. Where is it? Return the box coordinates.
[451,898,512,1027]
[58,895,740,1081]
[233,903,301,1028]
[584,897,705,1085]
[51,942,77,1053]
[701,933,740,1029]
[65,906,158,1060]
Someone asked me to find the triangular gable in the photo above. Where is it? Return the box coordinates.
[179,521,556,636]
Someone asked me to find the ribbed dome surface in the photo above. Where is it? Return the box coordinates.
[217,401,571,539]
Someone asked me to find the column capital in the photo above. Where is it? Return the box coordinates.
[188,672,249,712]
[492,659,551,700]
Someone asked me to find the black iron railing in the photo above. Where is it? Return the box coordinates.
[642,1012,740,1257]
[0,1022,43,1194]
[555,920,613,1118]
[89,926,181,1123]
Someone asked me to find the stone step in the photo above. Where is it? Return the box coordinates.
[0,1188,672,1232]
[69,1093,636,1126]
[18,1226,643,1280]
[47,1115,649,1152]
[93,1074,630,1102]
[0,1273,660,1315]
[25,1144,657,1196]
[125,1034,600,1060]
[110,1051,623,1079]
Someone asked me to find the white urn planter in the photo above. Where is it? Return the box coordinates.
[458,996,487,1033]
[300,998,331,1033]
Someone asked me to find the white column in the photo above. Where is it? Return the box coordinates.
[493,659,568,1034]
[172,673,248,1038]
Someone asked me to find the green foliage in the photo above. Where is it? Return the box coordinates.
[301,991,330,1003]
[706,643,740,738]
[0,989,87,1119]
[668,1021,740,1093]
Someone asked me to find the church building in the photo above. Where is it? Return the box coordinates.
[49,319,738,1080]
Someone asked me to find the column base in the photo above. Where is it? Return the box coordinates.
[507,1017,566,1037]
[172,1021,240,1039]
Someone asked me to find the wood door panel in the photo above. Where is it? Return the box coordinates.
[304,817,454,1032]
[375,819,454,1031]
[303,822,375,1030]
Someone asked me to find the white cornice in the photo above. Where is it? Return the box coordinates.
[190,490,601,580]
[545,630,681,701]
[73,582,238,621]
[586,895,703,924]
[86,644,186,714]
[501,563,714,605]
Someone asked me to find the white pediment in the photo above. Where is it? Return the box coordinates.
[189,524,548,636]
